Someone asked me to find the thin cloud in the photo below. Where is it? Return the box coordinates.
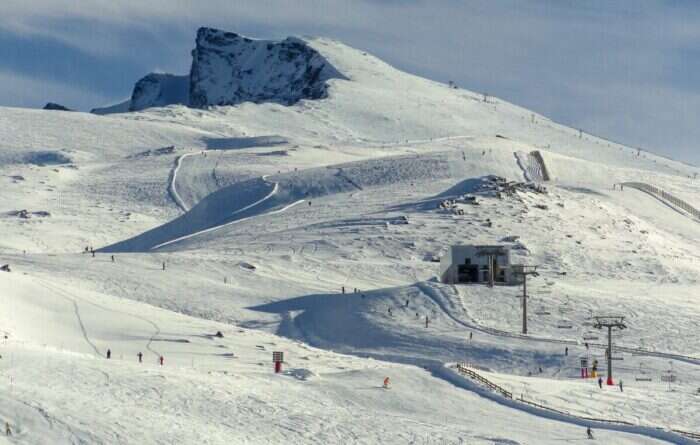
[1,1,699,162]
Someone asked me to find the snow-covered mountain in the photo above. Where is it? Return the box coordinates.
[99,27,345,113]
[1,26,699,445]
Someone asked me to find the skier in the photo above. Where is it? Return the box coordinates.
[162,261,166,271]
[111,255,115,263]
[159,356,164,366]
[5,422,10,436]
[308,201,312,206]
[587,426,594,439]
[383,377,390,389]
[539,367,543,374]
[469,332,473,340]
[425,316,429,328]
[405,299,409,307]
[619,380,623,392]
[137,352,143,363]
[585,342,589,350]
[342,286,345,294]
[106,349,111,359]
[565,346,568,356]
[598,377,603,389]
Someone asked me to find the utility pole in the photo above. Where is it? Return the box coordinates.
[513,265,539,334]
[593,316,627,385]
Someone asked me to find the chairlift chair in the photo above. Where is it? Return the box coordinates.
[556,319,573,329]
[635,363,652,382]
[582,330,599,341]
[534,304,551,316]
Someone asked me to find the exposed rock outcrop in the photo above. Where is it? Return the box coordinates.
[188,27,344,107]
[92,27,345,114]
[129,73,189,111]
[43,103,72,111]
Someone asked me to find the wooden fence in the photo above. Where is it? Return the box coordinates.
[621,182,700,220]
[454,363,700,442]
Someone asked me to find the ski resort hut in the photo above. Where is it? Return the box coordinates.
[439,245,518,285]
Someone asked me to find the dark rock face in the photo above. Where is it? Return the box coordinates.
[188,27,344,108]
[129,73,189,111]
[93,27,344,114]
[43,102,72,111]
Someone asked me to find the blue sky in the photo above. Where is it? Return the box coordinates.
[2,1,700,163]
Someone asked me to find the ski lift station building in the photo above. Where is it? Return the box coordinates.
[440,245,520,285]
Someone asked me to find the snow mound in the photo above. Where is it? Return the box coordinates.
[0,150,72,166]
[284,368,317,381]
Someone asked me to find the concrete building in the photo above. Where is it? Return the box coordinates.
[439,245,520,285]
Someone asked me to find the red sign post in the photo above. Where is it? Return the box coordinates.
[273,351,284,373]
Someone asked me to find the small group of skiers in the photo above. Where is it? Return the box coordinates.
[341,287,361,294]
[106,349,162,365]
[596,377,623,392]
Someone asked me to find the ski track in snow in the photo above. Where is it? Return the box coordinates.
[152,178,300,250]
[35,277,162,359]
[168,151,200,212]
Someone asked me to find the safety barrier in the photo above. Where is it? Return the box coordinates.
[455,363,512,398]
[620,182,700,220]
[457,363,513,399]
[453,363,700,442]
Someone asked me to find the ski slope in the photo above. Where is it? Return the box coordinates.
[1,31,700,444]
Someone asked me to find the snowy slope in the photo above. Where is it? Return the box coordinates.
[1,27,700,445]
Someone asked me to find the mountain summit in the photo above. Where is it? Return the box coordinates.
[98,27,345,113]
[189,27,344,107]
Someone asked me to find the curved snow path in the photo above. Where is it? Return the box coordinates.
[421,282,700,366]
[33,280,101,357]
[168,151,204,213]
[152,177,303,250]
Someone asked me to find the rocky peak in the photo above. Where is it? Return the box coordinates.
[188,27,344,108]
[93,27,345,114]
[129,73,189,112]
[43,102,73,111]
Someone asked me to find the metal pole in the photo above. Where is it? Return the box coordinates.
[522,275,527,334]
[607,326,613,385]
